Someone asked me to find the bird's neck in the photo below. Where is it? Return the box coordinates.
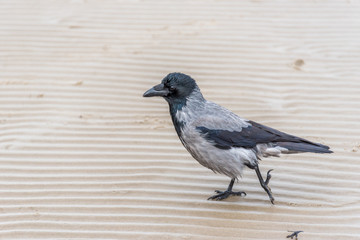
[168,89,205,137]
[169,103,185,138]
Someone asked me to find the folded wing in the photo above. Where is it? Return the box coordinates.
[196,120,332,154]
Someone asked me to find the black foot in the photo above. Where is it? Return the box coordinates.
[265,169,273,185]
[263,169,275,204]
[254,166,275,204]
[207,190,246,201]
[287,231,303,239]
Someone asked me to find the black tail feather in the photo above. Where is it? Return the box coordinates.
[277,142,333,154]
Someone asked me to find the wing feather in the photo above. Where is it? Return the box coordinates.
[196,120,332,153]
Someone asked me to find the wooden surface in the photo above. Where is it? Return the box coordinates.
[0,0,360,239]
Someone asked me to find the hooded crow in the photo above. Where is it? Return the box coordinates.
[143,72,332,204]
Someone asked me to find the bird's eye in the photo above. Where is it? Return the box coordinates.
[169,86,175,91]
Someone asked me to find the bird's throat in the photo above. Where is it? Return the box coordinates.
[169,102,186,138]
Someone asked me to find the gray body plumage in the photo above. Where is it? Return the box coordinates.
[173,88,255,178]
[172,87,295,179]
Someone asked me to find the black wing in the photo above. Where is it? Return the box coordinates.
[196,120,332,153]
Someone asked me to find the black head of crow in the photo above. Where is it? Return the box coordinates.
[143,72,332,204]
[143,72,198,104]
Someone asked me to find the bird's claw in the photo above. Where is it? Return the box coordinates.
[265,169,273,185]
[269,194,275,204]
[261,169,274,204]
[208,190,246,201]
[263,178,274,204]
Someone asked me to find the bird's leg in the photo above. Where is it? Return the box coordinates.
[253,165,275,204]
[207,178,246,201]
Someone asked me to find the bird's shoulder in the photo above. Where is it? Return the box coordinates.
[188,101,250,131]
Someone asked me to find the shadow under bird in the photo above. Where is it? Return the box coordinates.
[143,73,332,204]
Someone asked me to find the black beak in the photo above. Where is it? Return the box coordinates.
[143,83,169,97]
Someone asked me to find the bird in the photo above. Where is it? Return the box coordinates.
[143,72,332,204]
